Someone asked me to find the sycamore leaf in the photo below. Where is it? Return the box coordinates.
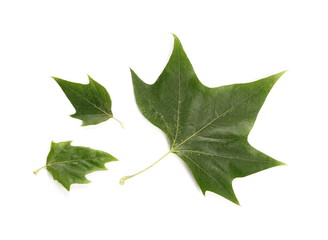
[122,34,286,205]
[34,141,118,190]
[53,75,123,127]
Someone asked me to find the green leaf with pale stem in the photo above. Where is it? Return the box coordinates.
[121,34,286,205]
[34,141,118,190]
[53,75,123,127]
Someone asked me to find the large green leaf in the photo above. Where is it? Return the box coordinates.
[126,34,285,204]
[53,75,123,127]
[34,141,118,190]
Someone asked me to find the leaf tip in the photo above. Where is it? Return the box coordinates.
[129,68,140,81]
[200,188,206,195]
[129,67,136,75]
[87,74,94,82]
[233,198,241,206]
[203,189,241,205]
[64,184,71,191]
[80,122,88,127]
[170,33,182,46]
[170,32,178,38]
[227,194,240,206]
[273,70,288,81]
[50,141,57,148]
[51,76,60,82]
[276,160,287,167]
[62,179,92,191]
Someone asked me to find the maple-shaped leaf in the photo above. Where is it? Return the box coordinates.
[121,34,286,204]
[34,141,118,190]
[53,75,123,127]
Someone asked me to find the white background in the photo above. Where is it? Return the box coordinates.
[1,0,327,239]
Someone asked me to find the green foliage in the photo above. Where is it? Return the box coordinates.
[53,75,122,127]
[35,141,118,190]
[129,34,285,204]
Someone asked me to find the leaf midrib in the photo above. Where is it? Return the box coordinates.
[172,46,182,147]
[47,159,89,168]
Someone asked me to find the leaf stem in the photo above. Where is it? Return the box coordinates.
[120,150,173,185]
[33,165,46,175]
[112,116,124,128]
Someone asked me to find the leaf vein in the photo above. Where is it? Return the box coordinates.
[177,149,268,163]
[62,84,111,117]
[179,152,234,198]
[136,83,174,139]
[173,81,270,150]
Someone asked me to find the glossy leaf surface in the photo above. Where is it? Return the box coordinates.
[36,141,117,190]
[131,35,285,204]
[53,75,113,126]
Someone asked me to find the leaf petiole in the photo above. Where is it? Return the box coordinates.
[33,165,46,175]
[119,150,173,185]
[112,116,124,128]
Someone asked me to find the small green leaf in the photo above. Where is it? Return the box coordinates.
[121,34,286,204]
[53,75,123,127]
[34,141,118,190]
